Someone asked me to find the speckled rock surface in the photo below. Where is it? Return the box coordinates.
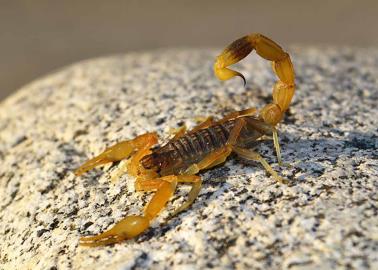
[0,47,377,270]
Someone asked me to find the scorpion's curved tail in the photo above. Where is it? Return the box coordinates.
[214,33,295,126]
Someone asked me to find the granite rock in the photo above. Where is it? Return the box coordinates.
[0,47,377,270]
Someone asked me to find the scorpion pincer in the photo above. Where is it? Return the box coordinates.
[75,33,295,247]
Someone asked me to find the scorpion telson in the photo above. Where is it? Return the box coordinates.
[75,33,295,247]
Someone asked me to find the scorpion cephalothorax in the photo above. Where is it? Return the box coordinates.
[75,33,295,247]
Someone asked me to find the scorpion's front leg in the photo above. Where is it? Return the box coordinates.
[136,175,202,217]
[74,132,158,176]
[169,119,246,217]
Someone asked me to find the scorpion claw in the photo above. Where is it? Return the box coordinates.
[75,133,158,176]
[79,235,121,247]
[74,154,112,176]
[79,216,150,247]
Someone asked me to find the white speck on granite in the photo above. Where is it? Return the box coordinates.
[0,47,377,269]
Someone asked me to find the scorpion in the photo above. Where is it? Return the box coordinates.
[75,33,295,247]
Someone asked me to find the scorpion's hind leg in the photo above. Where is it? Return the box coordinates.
[244,117,283,165]
[79,175,178,247]
[189,116,215,133]
[183,118,245,175]
[169,125,187,140]
[177,118,247,213]
[171,175,202,216]
[184,146,233,175]
[218,108,257,124]
[169,116,215,140]
[173,149,234,216]
[74,132,158,176]
[232,146,288,184]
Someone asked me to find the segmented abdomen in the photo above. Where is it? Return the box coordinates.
[141,117,265,175]
[168,120,235,163]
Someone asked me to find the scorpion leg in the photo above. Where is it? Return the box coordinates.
[80,175,178,247]
[170,125,187,140]
[174,120,246,212]
[272,128,282,166]
[189,116,215,134]
[127,145,156,178]
[170,116,215,140]
[135,178,165,191]
[110,144,158,183]
[218,107,257,124]
[75,132,158,176]
[244,117,283,165]
[135,175,201,216]
[184,118,246,174]
[184,147,233,175]
[172,175,202,216]
[232,146,288,184]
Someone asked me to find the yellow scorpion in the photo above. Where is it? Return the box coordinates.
[75,33,295,247]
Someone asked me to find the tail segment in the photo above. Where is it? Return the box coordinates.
[214,33,295,126]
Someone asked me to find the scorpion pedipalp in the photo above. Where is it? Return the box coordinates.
[74,132,158,176]
[79,215,150,247]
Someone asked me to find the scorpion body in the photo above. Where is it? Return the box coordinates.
[141,116,273,176]
[75,33,295,247]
